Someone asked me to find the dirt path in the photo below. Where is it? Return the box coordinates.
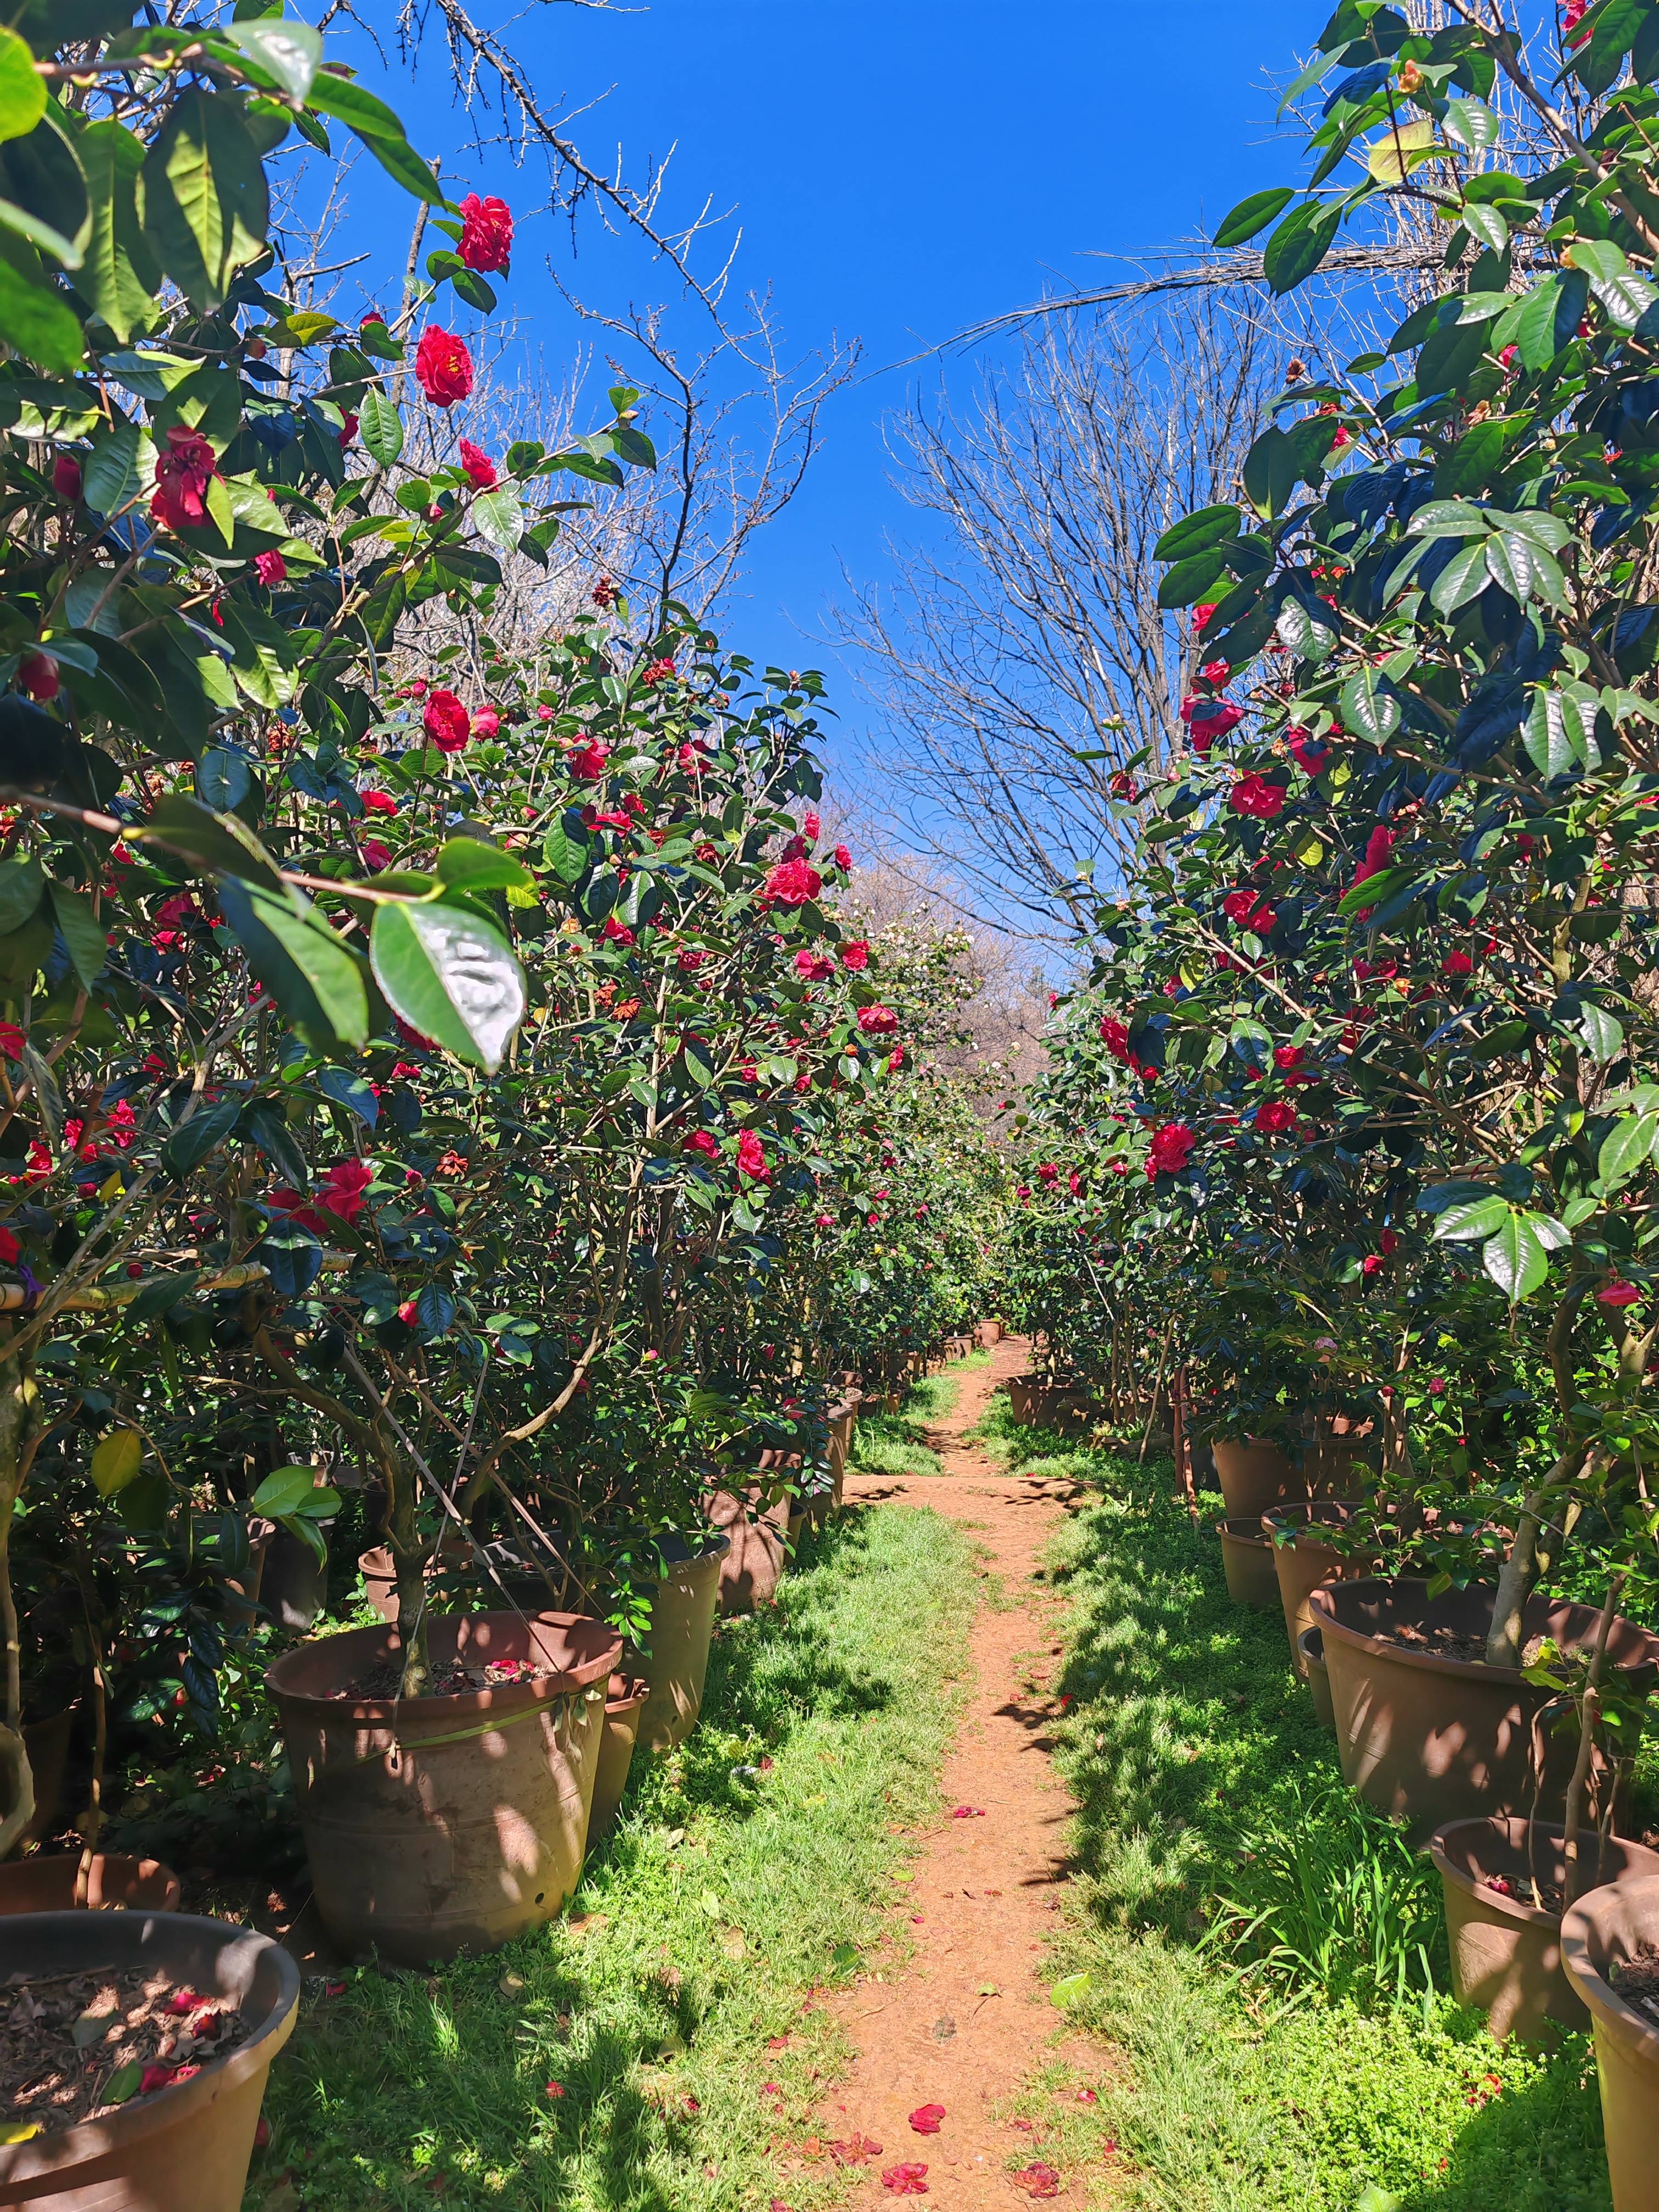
[809,1336,1105,2207]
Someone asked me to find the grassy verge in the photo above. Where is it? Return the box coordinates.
[247,1503,979,2211]
[1001,1427,1611,2212]
[846,1369,964,1478]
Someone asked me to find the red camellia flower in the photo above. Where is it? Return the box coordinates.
[1100,1017,1133,1062]
[1147,1122,1195,1176]
[1037,1161,1059,1184]
[458,191,514,272]
[1254,1099,1297,1134]
[52,453,81,500]
[1199,658,1231,686]
[1352,822,1394,892]
[1228,774,1286,820]
[640,656,677,687]
[676,946,708,972]
[737,1130,769,1181]
[1442,949,1474,977]
[150,426,219,532]
[602,916,636,947]
[857,1005,899,1036]
[18,651,58,702]
[570,741,609,780]
[840,941,870,972]
[1599,1278,1643,1307]
[795,950,835,980]
[0,1025,23,1062]
[1285,725,1330,775]
[458,438,499,489]
[362,789,398,815]
[1362,1253,1385,1277]
[415,326,474,408]
[1564,0,1592,42]
[471,705,500,740]
[1273,1045,1305,1074]
[763,857,823,907]
[0,1227,18,1266]
[1192,602,1217,633]
[832,843,853,871]
[339,411,360,447]
[253,550,287,585]
[881,2165,929,2196]
[424,688,471,754]
[909,2106,946,2135]
[1379,1228,1400,1256]
[685,1130,719,1159]
[359,838,392,872]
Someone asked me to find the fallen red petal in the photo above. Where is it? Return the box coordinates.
[1011,2164,1061,2198]
[545,2081,565,2099]
[909,2103,946,2134]
[1076,2087,1097,2104]
[882,2163,930,2195]
[253,2118,271,2151]
[949,1805,985,1819]
[830,2133,883,2165]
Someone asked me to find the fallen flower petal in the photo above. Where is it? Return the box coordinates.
[829,2133,883,2165]
[882,2163,930,2195]
[950,1805,986,1819]
[909,2103,946,2134]
[1011,2164,1062,2198]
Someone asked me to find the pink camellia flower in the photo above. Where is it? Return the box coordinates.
[53,453,82,500]
[150,426,219,532]
[570,741,608,780]
[857,1005,899,1036]
[796,950,835,980]
[253,550,287,585]
[339,411,359,447]
[815,1210,834,1227]
[1442,949,1474,977]
[602,916,636,948]
[840,940,870,972]
[1192,602,1217,634]
[677,946,708,972]
[763,857,823,907]
[1199,658,1231,686]
[0,1024,22,1063]
[1228,774,1286,820]
[1352,822,1394,891]
[458,192,514,273]
[685,1130,719,1159]
[1254,1099,1297,1133]
[1362,1253,1385,1277]
[737,1130,769,1180]
[1037,1161,1059,1184]
[1564,0,1592,43]
[1599,1278,1643,1307]
[458,438,499,489]
[359,838,393,872]
[424,688,471,754]
[640,656,677,687]
[18,651,58,701]
[415,326,474,408]
[471,705,500,740]
[1147,1122,1195,1176]
[362,789,398,816]
[1068,1168,1082,1196]
[397,1300,419,1325]
[802,809,821,841]
[832,844,853,871]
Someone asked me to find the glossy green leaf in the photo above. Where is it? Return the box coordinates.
[0,33,43,146]
[470,484,522,552]
[0,253,83,373]
[89,1427,143,1499]
[1214,186,1296,250]
[1599,1112,1659,1188]
[369,898,527,1073]
[217,878,370,1052]
[1429,540,1491,615]
[46,881,108,989]
[221,17,320,100]
[357,384,403,466]
[160,1091,240,1177]
[435,836,533,892]
[1432,1194,1509,1243]
[1482,1213,1548,1301]
[139,88,270,311]
[137,794,284,889]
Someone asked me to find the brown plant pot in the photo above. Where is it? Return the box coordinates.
[635,1534,729,1756]
[587,1675,647,1845]
[1215,1517,1279,1610]
[1433,1816,1659,2043]
[1564,1872,1659,2209]
[1311,1579,1659,1839]
[9,1704,78,1852]
[356,1538,470,1626]
[221,1519,274,1635]
[0,1908,298,2210]
[977,1319,1003,1346]
[268,1610,617,1965]
[0,1853,181,1915]
[708,1486,791,1616]
[1263,1501,1378,1675]
[1210,1438,1307,1522]
[260,1524,330,1633]
[1298,1627,1335,1733]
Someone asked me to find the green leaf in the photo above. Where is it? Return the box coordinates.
[470,484,522,552]
[1438,420,1508,499]
[434,836,533,892]
[89,1427,142,1499]
[1153,503,1240,562]
[137,793,284,889]
[122,1268,201,1324]
[1276,599,1336,661]
[541,819,585,881]
[1482,1213,1548,1301]
[1341,671,1400,743]
[0,254,83,373]
[1337,867,1404,916]
[0,30,45,146]
[103,2062,142,2105]
[1051,1971,1092,2009]
[1214,186,1296,250]
[77,120,160,344]
[250,1463,330,1517]
[0,859,43,935]
[47,881,108,989]
[1429,539,1491,614]
[369,899,527,1074]
[139,87,270,312]
[82,417,152,514]
[1599,1113,1658,1188]
[221,17,320,100]
[1432,1194,1510,1243]
[1525,687,1594,779]
[357,384,403,467]
[1581,1003,1625,1063]
[1261,201,1341,296]
[1460,200,1509,255]
[1567,236,1658,328]
[217,878,370,1053]
[1157,546,1231,610]
[1242,425,1300,520]
[354,123,446,207]
[160,1091,240,1176]
[1442,97,1498,153]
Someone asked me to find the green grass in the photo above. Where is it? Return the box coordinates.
[845,1369,963,1478]
[1033,1449,1612,2212]
[249,1503,979,2211]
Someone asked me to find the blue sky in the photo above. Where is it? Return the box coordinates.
[324,1,1317,776]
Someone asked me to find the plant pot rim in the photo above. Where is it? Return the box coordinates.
[1297,1624,1324,1660]
[0,1910,299,2183]
[1563,1872,1659,2059]
[606,1674,648,1715]
[266,1610,620,1723]
[1215,1516,1271,1546]
[1262,1498,1368,1543]
[1310,1577,1659,1689]
[656,1530,732,1569]
[1430,1814,1584,1933]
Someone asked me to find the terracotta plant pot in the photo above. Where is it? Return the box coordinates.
[1312,1578,1659,1839]
[260,1523,329,1632]
[1215,1517,1278,1610]
[356,1537,472,1626]
[0,1908,298,2210]
[977,1319,1003,1346]
[1433,1816,1659,2043]
[588,1675,647,1844]
[221,1518,274,1635]
[1262,1501,1378,1675]
[1298,1627,1335,1733]
[1564,1872,1659,2209]
[635,1533,730,1754]
[708,1486,791,1615]
[268,1610,617,1965]
[1209,1437,1306,1522]
[0,1852,181,1915]
[9,1703,78,1851]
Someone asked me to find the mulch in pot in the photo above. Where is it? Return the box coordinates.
[341,1652,553,1700]
[1613,1942,1659,2026]
[2,1963,249,2140]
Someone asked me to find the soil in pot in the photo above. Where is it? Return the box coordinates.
[0,1908,298,2211]
[635,1533,730,1756]
[1564,1872,1659,2210]
[1312,1578,1659,1839]
[1298,1627,1335,1733]
[588,1676,647,1844]
[1209,1437,1306,1522]
[1263,1501,1378,1675]
[268,1610,618,1965]
[0,1855,180,1916]
[1432,1817,1659,2042]
[1215,1517,1279,1610]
